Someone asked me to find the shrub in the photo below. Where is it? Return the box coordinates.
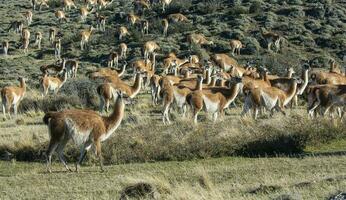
[228,6,249,16]
[249,1,262,14]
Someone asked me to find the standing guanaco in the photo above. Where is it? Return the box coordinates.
[260,28,282,52]
[23,11,33,26]
[21,28,30,54]
[141,19,149,35]
[107,51,119,68]
[7,21,23,34]
[80,26,95,50]
[54,38,61,59]
[118,26,130,40]
[119,43,127,59]
[80,6,95,22]
[55,10,68,23]
[162,18,168,36]
[32,0,49,11]
[62,59,79,78]
[43,90,125,172]
[40,70,68,96]
[143,41,160,60]
[34,32,42,49]
[1,77,27,119]
[230,39,244,56]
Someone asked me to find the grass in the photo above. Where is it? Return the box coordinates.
[1,155,346,199]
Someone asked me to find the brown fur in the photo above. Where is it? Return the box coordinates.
[1,77,27,118]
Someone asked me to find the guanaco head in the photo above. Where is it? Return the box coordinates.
[286,67,295,75]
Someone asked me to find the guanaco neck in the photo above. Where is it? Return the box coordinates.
[287,70,294,78]
[19,80,26,93]
[130,73,142,96]
[209,76,217,87]
[285,81,298,102]
[103,96,125,131]
[195,77,203,91]
[204,68,212,85]
[117,64,126,77]
[297,69,309,95]
[225,82,241,100]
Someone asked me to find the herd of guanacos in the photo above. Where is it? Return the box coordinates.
[0,0,345,172]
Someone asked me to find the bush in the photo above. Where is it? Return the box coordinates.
[228,6,249,16]
[249,1,262,14]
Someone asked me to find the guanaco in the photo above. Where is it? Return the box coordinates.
[143,40,160,60]
[32,0,49,11]
[80,26,95,50]
[230,39,244,56]
[63,0,77,11]
[187,77,243,123]
[23,11,33,26]
[118,26,130,40]
[119,43,127,59]
[187,33,214,47]
[40,69,68,96]
[80,6,95,22]
[168,13,188,22]
[63,59,79,78]
[1,77,27,119]
[54,38,61,59]
[107,51,119,68]
[21,28,30,54]
[43,90,125,172]
[141,19,149,35]
[34,31,42,49]
[260,28,282,52]
[97,72,143,112]
[55,10,68,23]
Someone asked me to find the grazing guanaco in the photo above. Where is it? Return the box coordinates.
[54,38,61,59]
[43,90,125,173]
[97,72,143,112]
[95,13,106,32]
[40,69,68,96]
[40,60,65,75]
[242,78,300,119]
[143,41,160,59]
[7,21,23,34]
[133,0,150,13]
[187,77,243,123]
[49,28,56,46]
[21,28,30,54]
[168,13,188,22]
[160,0,172,12]
[260,28,282,52]
[187,33,214,47]
[80,6,95,22]
[118,26,130,40]
[34,32,42,49]
[2,41,9,56]
[63,59,79,78]
[310,68,346,85]
[107,51,119,68]
[119,43,127,59]
[80,26,95,50]
[1,77,27,119]
[230,39,244,56]
[212,53,240,73]
[23,11,33,26]
[162,18,168,36]
[141,19,149,35]
[55,10,68,23]
[87,64,126,83]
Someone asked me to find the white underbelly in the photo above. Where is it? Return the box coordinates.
[173,91,186,107]
[202,95,219,113]
[12,93,21,105]
[65,118,92,147]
